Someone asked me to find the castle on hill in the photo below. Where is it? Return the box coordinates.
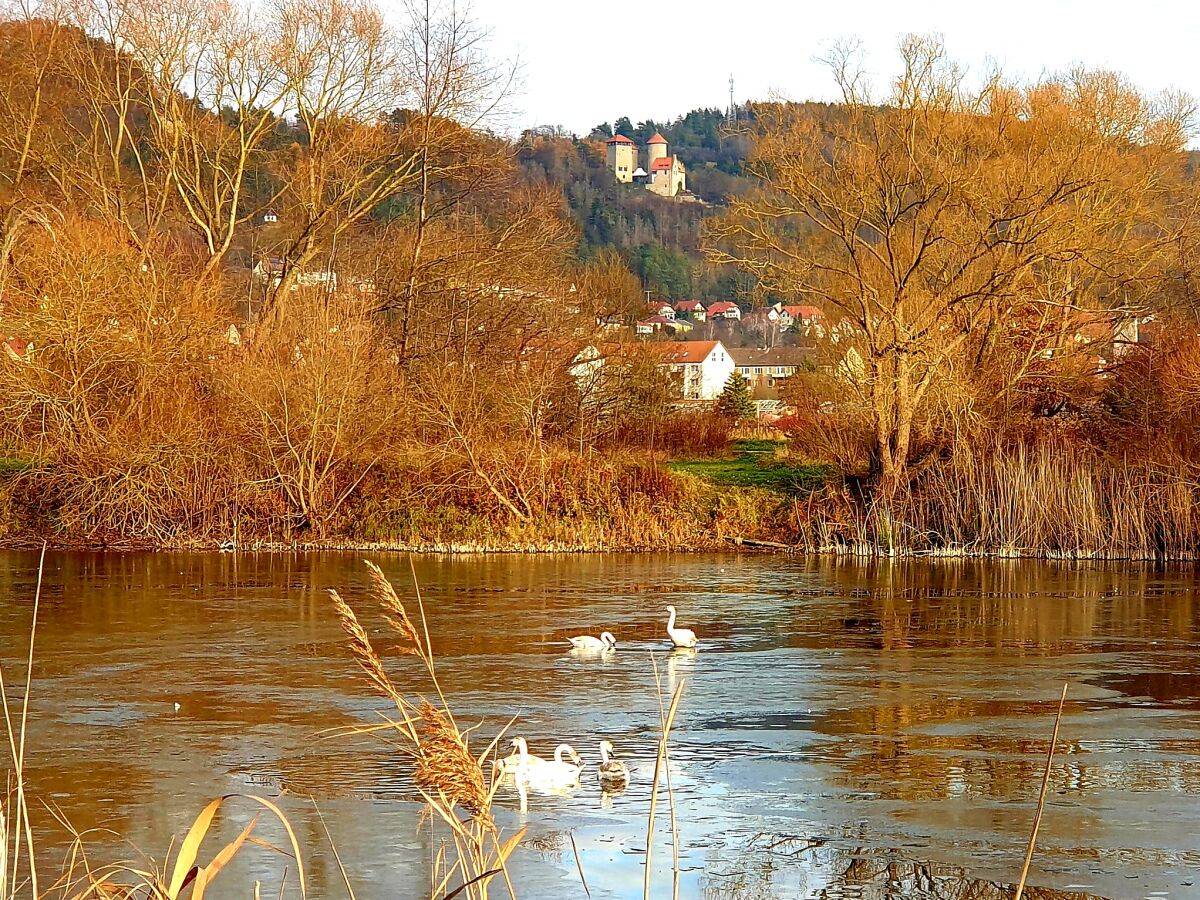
[605,131,687,197]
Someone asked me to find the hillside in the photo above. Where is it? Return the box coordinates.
[518,103,839,303]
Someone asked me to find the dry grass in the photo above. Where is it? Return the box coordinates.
[799,444,1200,559]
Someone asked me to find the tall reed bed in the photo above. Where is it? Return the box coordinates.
[799,445,1200,559]
[327,561,522,900]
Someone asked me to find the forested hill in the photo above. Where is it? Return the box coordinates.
[516,106,765,300]
[517,104,840,301]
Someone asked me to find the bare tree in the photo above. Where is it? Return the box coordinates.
[708,35,1194,497]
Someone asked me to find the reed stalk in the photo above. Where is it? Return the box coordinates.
[643,660,685,900]
[1014,683,1069,900]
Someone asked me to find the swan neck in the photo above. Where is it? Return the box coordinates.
[668,608,676,630]
[600,743,610,764]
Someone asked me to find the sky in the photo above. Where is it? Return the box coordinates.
[461,0,1200,136]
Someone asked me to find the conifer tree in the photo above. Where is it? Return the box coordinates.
[717,372,755,420]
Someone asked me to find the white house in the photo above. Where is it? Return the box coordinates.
[656,340,735,401]
[636,316,692,335]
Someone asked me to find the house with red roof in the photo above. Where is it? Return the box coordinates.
[654,340,734,400]
[706,301,742,321]
[779,305,825,329]
[674,299,706,322]
[3,337,31,362]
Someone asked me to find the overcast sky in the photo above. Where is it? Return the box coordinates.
[464,0,1199,136]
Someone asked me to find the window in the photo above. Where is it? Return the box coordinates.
[754,367,763,375]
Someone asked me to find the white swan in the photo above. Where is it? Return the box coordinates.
[665,605,698,648]
[597,740,630,787]
[568,631,616,651]
[519,742,583,791]
[494,736,545,777]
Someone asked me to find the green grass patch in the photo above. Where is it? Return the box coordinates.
[0,457,34,478]
[731,438,784,454]
[667,454,831,495]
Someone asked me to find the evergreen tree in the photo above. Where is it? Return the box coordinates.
[716,372,755,420]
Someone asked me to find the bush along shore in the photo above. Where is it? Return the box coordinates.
[5,437,1200,560]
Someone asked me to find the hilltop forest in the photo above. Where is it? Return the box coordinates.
[3,0,1200,558]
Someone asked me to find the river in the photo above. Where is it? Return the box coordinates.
[1,551,1199,898]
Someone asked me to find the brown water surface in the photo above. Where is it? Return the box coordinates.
[2,552,1199,898]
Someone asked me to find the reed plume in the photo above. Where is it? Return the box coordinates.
[414,701,490,820]
[327,588,403,706]
[328,561,521,899]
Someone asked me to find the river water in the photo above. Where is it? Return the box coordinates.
[2,551,1200,898]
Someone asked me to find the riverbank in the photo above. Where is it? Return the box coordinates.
[0,441,807,552]
[4,440,1199,560]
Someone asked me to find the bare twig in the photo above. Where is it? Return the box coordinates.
[569,831,590,898]
[644,657,685,900]
[1015,682,1069,900]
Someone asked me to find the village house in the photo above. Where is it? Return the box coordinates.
[674,299,706,322]
[636,316,692,335]
[605,132,687,198]
[729,346,812,399]
[252,257,337,292]
[706,301,742,321]
[778,304,825,330]
[656,340,734,401]
[597,313,624,332]
[648,301,676,320]
[3,337,31,362]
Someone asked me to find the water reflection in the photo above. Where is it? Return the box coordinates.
[3,552,1200,897]
[700,842,1106,899]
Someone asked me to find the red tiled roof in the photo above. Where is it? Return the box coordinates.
[674,300,704,311]
[647,132,668,144]
[650,156,675,172]
[638,316,674,325]
[783,304,824,319]
[655,340,720,362]
[606,134,635,144]
[706,301,740,315]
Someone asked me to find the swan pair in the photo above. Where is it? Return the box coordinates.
[570,607,697,651]
[498,737,583,789]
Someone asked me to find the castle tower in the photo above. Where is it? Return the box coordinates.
[605,134,637,183]
[645,132,668,169]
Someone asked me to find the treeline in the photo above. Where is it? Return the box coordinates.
[0,0,780,549]
[710,37,1200,557]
